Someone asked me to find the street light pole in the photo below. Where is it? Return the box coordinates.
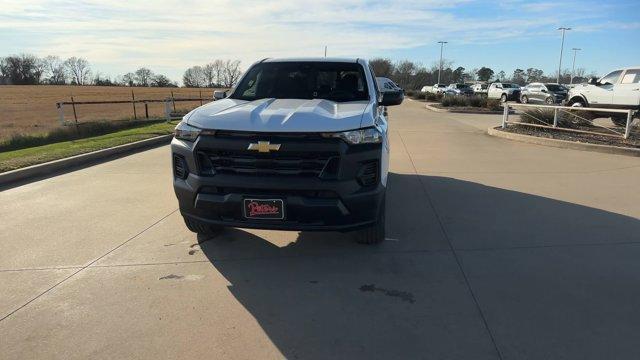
[437,41,447,85]
[570,48,581,85]
[557,27,571,84]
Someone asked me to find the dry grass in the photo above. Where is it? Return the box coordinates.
[0,85,220,140]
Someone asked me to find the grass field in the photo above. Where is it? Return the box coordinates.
[1,85,218,140]
[0,120,178,172]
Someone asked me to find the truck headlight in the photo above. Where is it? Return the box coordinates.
[323,127,382,144]
[174,121,201,141]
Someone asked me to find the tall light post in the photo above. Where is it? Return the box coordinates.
[557,27,571,84]
[437,41,447,85]
[570,48,581,85]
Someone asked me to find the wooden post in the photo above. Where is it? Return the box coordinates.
[170,90,176,112]
[199,90,203,105]
[145,102,149,119]
[131,90,137,119]
[57,102,65,125]
[71,96,78,125]
[164,99,172,121]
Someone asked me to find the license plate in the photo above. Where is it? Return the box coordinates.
[243,198,284,220]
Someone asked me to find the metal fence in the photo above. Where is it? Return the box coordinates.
[55,96,212,126]
[501,102,638,139]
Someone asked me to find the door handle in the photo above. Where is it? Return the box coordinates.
[632,88,640,91]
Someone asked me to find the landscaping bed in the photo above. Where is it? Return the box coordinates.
[501,125,640,149]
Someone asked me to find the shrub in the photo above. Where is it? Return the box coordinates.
[411,92,426,100]
[405,90,416,98]
[425,92,443,102]
[486,99,503,111]
[440,95,468,107]
[518,108,593,129]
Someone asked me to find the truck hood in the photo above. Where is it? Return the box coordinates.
[185,98,370,132]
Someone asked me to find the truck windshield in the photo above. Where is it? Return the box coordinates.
[231,62,370,102]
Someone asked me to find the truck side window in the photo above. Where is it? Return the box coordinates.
[621,70,640,84]
[600,70,623,85]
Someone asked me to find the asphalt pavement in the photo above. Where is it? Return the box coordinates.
[1,99,640,359]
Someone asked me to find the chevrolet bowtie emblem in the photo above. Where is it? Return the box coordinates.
[247,141,281,153]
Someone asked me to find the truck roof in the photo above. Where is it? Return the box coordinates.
[262,57,361,64]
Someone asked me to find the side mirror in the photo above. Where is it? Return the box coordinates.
[213,90,228,100]
[379,91,403,106]
[588,77,598,86]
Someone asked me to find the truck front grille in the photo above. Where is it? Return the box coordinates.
[198,149,339,178]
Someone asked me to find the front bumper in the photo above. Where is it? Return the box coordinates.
[172,135,385,232]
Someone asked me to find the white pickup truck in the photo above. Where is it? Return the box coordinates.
[566,66,640,126]
[172,58,401,244]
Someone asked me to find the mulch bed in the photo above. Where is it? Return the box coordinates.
[503,125,640,149]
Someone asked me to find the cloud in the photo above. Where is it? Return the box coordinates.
[0,0,637,81]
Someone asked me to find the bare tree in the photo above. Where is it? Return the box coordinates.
[202,62,217,87]
[183,66,205,87]
[369,58,394,77]
[221,60,242,88]
[64,57,91,85]
[43,55,67,84]
[134,67,153,87]
[121,72,135,87]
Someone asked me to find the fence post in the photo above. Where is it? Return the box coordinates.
[502,103,509,129]
[57,102,65,125]
[164,99,172,121]
[553,107,559,128]
[170,90,176,112]
[199,90,203,106]
[70,96,78,127]
[624,110,633,139]
[145,102,149,119]
[131,90,137,119]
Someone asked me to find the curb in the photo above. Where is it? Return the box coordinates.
[0,134,173,187]
[425,103,504,115]
[487,127,640,157]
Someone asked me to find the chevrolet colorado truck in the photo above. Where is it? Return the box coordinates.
[172,58,401,244]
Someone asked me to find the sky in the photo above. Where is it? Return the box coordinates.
[1,0,639,84]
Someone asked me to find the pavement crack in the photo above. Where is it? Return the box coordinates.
[397,131,504,360]
[0,209,178,323]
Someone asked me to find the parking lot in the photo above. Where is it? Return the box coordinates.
[2,99,640,359]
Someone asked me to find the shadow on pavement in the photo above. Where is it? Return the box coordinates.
[197,173,640,359]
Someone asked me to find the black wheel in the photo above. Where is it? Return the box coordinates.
[521,95,528,104]
[611,115,627,127]
[184,217,224,238]
[500,94,507,103]
[545,97,554,105]
[356,199,385,245]
[568,98,585,108]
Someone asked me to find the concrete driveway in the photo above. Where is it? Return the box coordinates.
[1,99,640,359]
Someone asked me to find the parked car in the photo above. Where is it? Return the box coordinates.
[421,84,447,94]
[520,83,568,104]
[172,58,400,244]
[377,77,404,105]
[472,83,488,94]
[445,83,474,96]
[487,82,521,102]
[566,66,640,126]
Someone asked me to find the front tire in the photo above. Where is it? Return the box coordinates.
[356,200,385,245]
[521,95,528,104]
[611,115,627,127]
[184,217,224,238]
[500,94,507,103]
[545,97,554,105]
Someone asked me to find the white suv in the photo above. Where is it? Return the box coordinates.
[566,66,640,126]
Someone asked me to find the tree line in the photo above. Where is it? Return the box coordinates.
[369,58,597,90]
[0,54,244,88]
